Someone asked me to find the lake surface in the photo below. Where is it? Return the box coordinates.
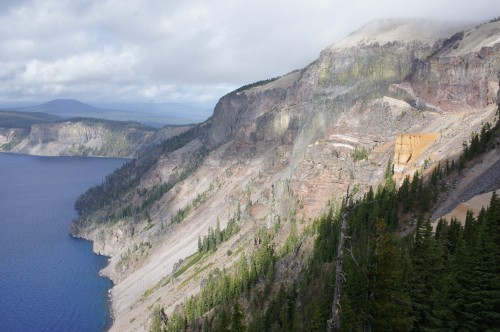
[0,153,127,332]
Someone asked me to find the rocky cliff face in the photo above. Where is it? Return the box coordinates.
[409,32,500,112]
[0,119,191,158]
[203,19,498,218]
[70,19,500,331]
[394,133,439,171]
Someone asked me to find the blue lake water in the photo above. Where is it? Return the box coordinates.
[0,153,127,332]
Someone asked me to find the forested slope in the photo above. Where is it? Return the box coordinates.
[73,123,209,226]
[152,121,500,331]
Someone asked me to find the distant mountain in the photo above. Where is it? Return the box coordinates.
[2,99,210,127]
[37,99,102,114]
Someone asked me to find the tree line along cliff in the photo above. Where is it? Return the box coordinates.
[152,120,500,331]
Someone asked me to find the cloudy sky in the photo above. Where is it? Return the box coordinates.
[0,0,497,107]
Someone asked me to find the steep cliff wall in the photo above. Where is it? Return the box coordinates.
[408,23,500,112]
[69,19,500,331]
[208,72,301,147]
[0,119,191,158]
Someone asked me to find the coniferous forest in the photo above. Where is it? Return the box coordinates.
[151,123,500,332]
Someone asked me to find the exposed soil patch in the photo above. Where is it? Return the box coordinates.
[431,148,500,222]
[434,190,497,225]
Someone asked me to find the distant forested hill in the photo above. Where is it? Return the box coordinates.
[0,110,62,128]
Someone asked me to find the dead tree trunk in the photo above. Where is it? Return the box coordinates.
[328,190,353,332]
[160,307,168,326]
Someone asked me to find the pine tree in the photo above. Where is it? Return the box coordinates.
[237,202,241,222]
[230,301,245,332]
[370,219,412,331]
[399,175,411,212]
[384,158,395,189]
[216,306,230,332]
[215,218,221,247]
[409,171,420,203]
[238,254,249,294]
[410,217,444,330]
[471,192,500,329]
[202,235,209,253]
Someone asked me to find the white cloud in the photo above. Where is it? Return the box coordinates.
[0,0,497,106]
[19,47,139,84]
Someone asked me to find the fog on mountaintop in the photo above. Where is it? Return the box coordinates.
[0,0,496,106]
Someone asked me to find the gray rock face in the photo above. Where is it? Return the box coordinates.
[66,19,500,332]
[196,19,499,220]
[81,18,500,255]
[0,120,192,158]
[208,87,293,147]
[410,44,500,111]
[211,41,456,163]
[207,20,499,165]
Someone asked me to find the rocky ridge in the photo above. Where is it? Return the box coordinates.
[0,118,191,158]
[70,19,500,331]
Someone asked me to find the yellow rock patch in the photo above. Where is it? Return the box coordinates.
[394,133,439,167]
